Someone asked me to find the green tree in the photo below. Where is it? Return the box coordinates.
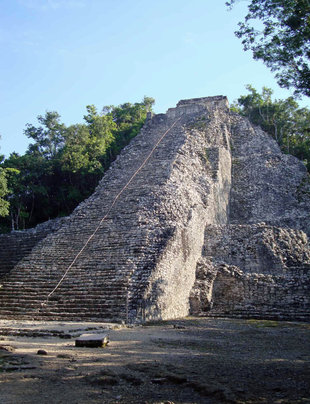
[2,111,69,230]
[0,139,10,217]
[25,111,66,159]
[227,0,310,97]
[2,152,50,230]
[110,96,155,153]
[232,85,310,171]
[0,97,155,232]
[60,107,117,207]
[61,98,155,205]
[0,167,9,217]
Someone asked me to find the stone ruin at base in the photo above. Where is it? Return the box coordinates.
[0,96,309,322]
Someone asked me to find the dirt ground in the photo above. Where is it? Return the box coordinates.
[0,317,309,404]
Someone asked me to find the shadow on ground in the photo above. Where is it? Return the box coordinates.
[0,317,309,404]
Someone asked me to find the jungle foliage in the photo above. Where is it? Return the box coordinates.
[227,0,310,97]
[231,85,310,171]
[1,89,308,233]
[0,97,154,232]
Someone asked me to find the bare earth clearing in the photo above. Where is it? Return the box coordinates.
[0,318,309,404]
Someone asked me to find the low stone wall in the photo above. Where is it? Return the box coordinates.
[190,224,310,321]
[203,224,310,274]
[210,265,309,321]
[0,218,67,279]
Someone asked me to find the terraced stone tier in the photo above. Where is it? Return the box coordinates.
[1,96,309,322]
[0,97,231,322]
[0,218,67,278]
[229,113,310,236]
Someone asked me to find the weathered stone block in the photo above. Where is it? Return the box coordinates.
[75,333,109,348]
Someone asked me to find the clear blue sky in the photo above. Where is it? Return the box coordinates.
[1,0,308,158]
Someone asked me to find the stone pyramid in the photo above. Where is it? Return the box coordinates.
[0,97,309,322]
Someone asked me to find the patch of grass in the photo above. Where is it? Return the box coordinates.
[247,319,280,328]
[297,174,310,202]
[0,357,5,372]
[232,158,240,166]
[143,316,204,328]
[247,319,310,330]
[152,338,212,353]
[188,117,209,131]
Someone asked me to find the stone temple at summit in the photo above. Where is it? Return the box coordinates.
[0,96,309,322]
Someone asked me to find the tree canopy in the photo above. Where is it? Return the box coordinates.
[3,90,308,232]
[0,167,9,217]
[227,0,310,97]
[0,139,10,217]
[0,97,154,232]
[231,85,310,171]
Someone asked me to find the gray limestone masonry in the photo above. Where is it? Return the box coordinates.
[0,96,309,322]
[0,217,67,278]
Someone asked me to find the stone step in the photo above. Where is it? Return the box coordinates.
[0,311,124,321]
[0,299,128,308]
[0,303,127,312]
[0,280,132,287]
[206,309,310,321]
[1,271,135,281]
[0,290,128,297]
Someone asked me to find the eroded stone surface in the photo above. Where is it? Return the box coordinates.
[190,224,310,320]
[0,217,67,278]
[0,96,309,322]
[229,113,310,236]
